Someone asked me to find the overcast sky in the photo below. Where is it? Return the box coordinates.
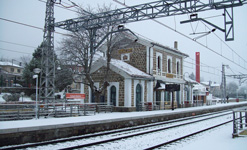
[0,0,247,84]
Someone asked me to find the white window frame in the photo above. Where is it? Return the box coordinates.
[156,52,162,75]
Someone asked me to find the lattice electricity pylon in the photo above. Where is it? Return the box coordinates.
[40,0,247,105]
[180,6,235,41]
[55,0,247,37]
[40,0,56,104]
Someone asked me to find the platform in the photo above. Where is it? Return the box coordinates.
[0,102,247,147]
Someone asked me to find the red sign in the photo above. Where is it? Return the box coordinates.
[66,93,85,99]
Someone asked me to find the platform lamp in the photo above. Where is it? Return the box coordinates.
[33,68,41,120]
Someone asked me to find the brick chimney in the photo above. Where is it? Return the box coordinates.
[174,41,178,50]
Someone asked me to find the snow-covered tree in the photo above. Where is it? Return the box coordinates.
[59,5,127,103]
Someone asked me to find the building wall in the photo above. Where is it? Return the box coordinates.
[111,38,147,73]
[153,48,183,79]
[83,67,125,105]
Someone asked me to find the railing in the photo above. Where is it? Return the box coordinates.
[137,101,176,111]
[0,103,97,121]
[232,107,247,138]
[97,103,113,113]
[192,100,204,107]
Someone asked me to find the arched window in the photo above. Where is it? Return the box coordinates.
[110,86,116,106]
[136,84,142,111]
[168,59,171,73]
[177,61,180,75]
[157,56,161,70]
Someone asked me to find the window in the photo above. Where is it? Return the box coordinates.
[121,53,130,61]
[11,68,14,72]
[168,59,171,73]
[136,84,142,111]
[17,69,21,73]
[177,61,180,75]
[110,86,117,106]
[156,52,162,75]
[157,56,161,70]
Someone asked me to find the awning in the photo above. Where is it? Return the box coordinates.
[157,83,166,90]
[154,80,166,90]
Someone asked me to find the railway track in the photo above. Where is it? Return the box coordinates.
[0,110,232,150]
[144,120,232,150]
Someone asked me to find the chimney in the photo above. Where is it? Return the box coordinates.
[196,52,200,83]
[174,41,178,50]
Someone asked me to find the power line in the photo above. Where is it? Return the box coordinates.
[0,40,36,49]
[0,17,43,30]
[0,17,72,37]
[201,21,247,66]
[113,0,247,72]
[0,47,32,55]
[38,0,79,13]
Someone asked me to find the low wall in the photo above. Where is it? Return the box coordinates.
[1,103,247,147]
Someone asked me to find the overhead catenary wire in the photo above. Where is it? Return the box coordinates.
[38,0,79,13]
[201,21,247,66]
[0,47,32,55]
[0,17,73,37]
[112,0,247,72]
[0,40,36,49]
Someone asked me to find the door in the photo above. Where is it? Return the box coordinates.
[136,84,142,111]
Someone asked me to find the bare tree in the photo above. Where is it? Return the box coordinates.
[58,5,128,103]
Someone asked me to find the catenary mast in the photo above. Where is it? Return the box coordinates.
[40,0,246,105]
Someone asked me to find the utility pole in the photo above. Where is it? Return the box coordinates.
[39,0,247,106]
[221,64,229,103]
[40,0,56,105]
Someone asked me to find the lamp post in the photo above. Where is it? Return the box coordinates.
[33,68,41,119]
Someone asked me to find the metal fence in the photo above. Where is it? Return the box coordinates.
[232,107,247,138]
[0,103,98,121]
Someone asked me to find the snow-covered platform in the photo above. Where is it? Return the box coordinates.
[0,102,247,147]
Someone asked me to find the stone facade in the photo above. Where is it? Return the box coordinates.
[81,34,188,112]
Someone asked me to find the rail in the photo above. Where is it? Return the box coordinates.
[1,111,231,150]
[232,107,247,138]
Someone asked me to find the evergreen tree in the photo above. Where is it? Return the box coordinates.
[22,43,73,91]
[22,43,42,87]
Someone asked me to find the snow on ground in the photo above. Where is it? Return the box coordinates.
[0,96,246,150]
[0,93,33,103]
[169,123,247,150]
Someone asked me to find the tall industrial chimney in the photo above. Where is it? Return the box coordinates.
[196,52,200,83]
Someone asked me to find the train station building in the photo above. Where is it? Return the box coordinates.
[80,32,189,111]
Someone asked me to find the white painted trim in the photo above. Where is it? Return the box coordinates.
[124,79,132,107]
[147,81,154,103]
[80,83,84,94]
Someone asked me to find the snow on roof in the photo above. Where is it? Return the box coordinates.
[0,61,23,68]
[184,76,198,84]
[193,83,207,91]
[110,59,153,79]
